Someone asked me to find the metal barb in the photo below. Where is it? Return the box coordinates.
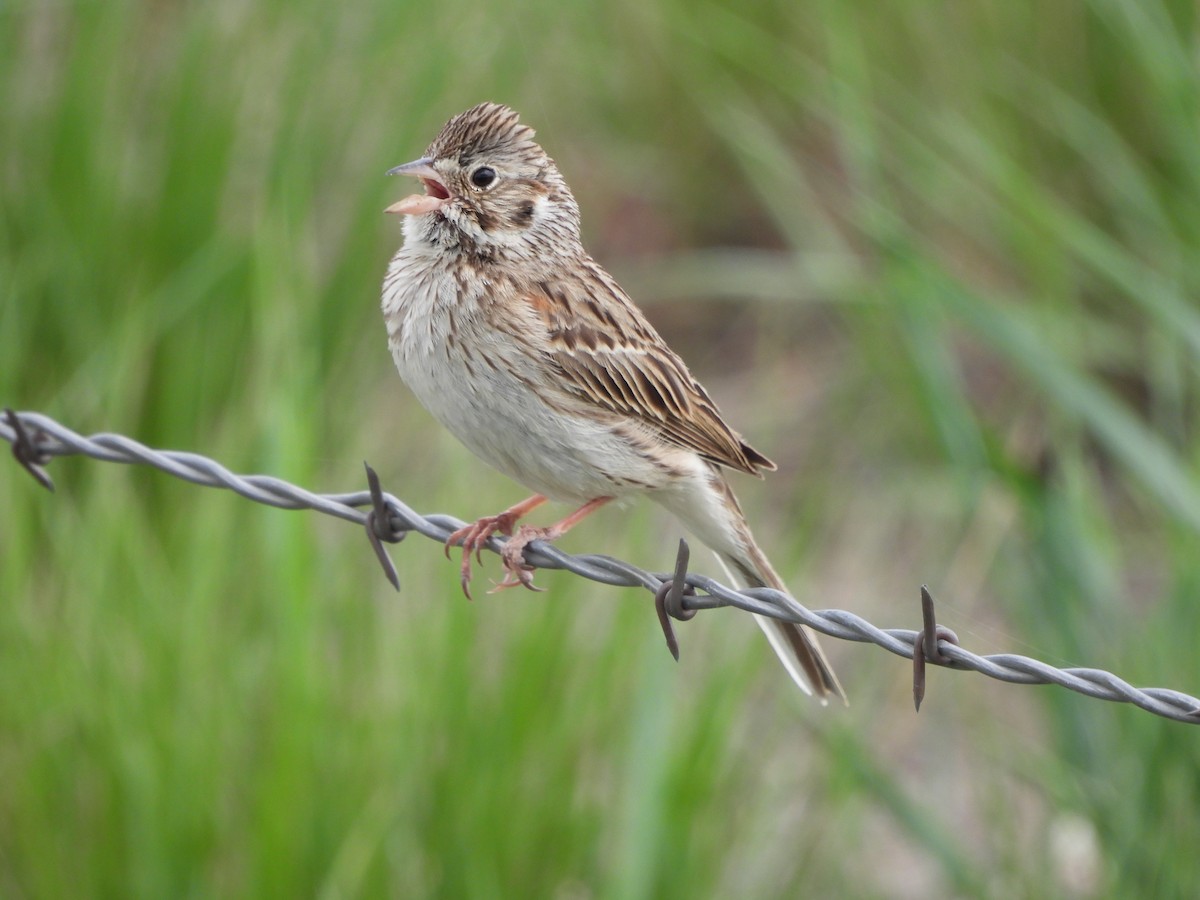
[654,538,697,662]
[913,586,962,712]
[5,409,54,492]
[5,410,1200,725]
[363,461,404,591]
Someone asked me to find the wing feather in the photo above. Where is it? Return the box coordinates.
[515,262,775,476]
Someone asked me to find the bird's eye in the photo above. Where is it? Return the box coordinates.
[470,167,497,189]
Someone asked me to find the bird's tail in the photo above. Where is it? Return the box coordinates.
[656,469,846,704]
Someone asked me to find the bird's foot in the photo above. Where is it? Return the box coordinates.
[490,525,557,593]
[444,495,548,599]
[489,496,614,593]
[445,512,521,599]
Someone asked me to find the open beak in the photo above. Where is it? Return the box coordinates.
[385,157,451,215]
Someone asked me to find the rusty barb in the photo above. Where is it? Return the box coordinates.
[912,586,963,713]
[5,408,54,491]
[4,408,1200,725]
[363,461,407,591]
[654,538,698,661]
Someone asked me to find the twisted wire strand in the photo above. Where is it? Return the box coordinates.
[4,409,1198,724]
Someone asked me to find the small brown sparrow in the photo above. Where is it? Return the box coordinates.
[381,103,844,702]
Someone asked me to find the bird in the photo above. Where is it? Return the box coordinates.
[381,102,844,702]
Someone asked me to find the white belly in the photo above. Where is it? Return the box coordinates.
[381,251,675,503]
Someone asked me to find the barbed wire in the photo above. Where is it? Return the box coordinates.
[4,408,1199,724]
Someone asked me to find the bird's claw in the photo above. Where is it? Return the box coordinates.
[444,499,601,597]
[487,526,552,594]
[445,513,517,599]
[489,560,545,594]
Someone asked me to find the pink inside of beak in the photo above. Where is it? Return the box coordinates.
[385,175,451,215]
[423,178,450,200]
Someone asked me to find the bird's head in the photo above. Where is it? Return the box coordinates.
[386,103,582,260]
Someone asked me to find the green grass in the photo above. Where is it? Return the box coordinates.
[3,0,1200,896]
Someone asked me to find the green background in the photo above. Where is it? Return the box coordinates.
[3,0,1199,896]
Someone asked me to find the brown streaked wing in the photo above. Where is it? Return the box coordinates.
[521,265,776,476]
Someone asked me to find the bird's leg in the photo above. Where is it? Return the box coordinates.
[493,496,613,593]
[445,494,547,599]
